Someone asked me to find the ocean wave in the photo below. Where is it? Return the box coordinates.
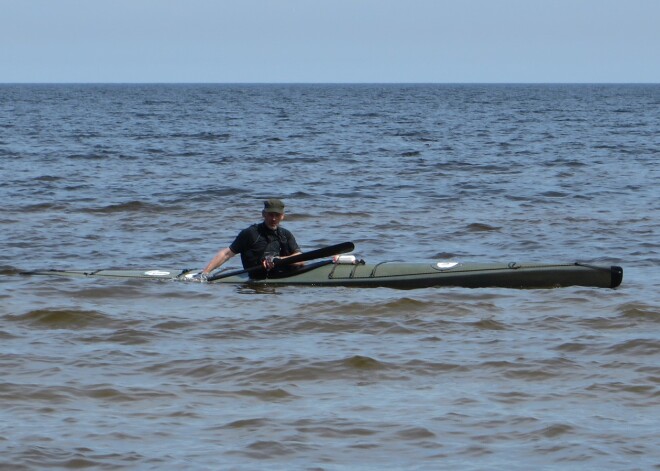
[79,200,183,214]
[5,308,114,330]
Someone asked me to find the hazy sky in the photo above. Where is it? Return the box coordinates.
[2,0,659,83]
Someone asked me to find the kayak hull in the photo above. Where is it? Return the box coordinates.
[23,261,623,289]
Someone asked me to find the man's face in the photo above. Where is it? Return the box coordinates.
[263,211,284,230]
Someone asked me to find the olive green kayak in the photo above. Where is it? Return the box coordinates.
[23,260,623,289]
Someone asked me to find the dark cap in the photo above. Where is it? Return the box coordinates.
[263,198,285,214]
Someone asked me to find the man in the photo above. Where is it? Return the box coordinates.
[198,198,302,279]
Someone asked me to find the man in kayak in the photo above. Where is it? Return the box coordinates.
[196,198,303,280]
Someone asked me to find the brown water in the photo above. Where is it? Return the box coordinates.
[1,84,659,470]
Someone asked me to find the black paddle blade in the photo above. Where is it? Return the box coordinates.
[207,241,355,282]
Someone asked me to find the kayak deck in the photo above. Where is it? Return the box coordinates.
[23,260,624,289]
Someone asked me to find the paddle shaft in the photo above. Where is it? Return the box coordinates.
[206,241,354,281]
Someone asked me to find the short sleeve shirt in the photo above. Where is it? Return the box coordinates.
[229,223,300,271]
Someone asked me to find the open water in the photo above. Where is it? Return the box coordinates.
[1,84,659,470]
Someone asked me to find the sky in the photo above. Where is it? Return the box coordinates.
[2,0,659,83]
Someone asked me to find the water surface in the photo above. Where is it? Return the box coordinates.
[1,84,659,470]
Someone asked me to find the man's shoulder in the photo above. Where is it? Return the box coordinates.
[237,223,261,238]
[278,226,295,237]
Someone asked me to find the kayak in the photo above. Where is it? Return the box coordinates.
[23,259,623,289]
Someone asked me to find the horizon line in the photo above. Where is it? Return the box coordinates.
[2,81,659,85]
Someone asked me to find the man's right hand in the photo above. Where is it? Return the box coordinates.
[262,257,277,271]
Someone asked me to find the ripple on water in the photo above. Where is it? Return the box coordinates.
[5,309,115,330]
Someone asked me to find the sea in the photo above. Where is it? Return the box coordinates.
[1,84,659,470]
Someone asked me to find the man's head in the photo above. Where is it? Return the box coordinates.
[262,198,285,229]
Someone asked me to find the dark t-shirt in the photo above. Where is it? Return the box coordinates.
[229,223,300,276]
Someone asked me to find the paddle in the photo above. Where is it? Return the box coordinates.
[206,241,355,282]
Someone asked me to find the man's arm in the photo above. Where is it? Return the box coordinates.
[278,251,304,267]
[262,251,304,270]
[201,247,236,275]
